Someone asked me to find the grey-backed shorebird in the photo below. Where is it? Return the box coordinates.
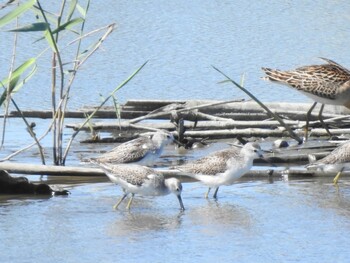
[262,58,350,140]
[90,131,173,165]
[93,161,185,211]
[175,142,263,199]
[307,140,350,184]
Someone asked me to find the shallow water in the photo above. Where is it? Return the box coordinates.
[1,1,350,262]
[1,177,350,263]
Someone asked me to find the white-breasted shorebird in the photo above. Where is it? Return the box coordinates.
[175,142,263,199]
[307,140,350,184]
[262,58,350,140]
[93,161,185,211]
[90,131,173,165]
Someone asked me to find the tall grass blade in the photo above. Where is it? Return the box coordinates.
[0,60,37,106]
[0,0,35,28]
[34,17,84,44]
[76,3,87,17]
[66,0,78,22]
[8,22,49,32]
[51,17,84,34]
[44,29,57,52]
[1,58,36,86]
[212,66,302,144]
[0,76,19,106]
[12,62,37,93]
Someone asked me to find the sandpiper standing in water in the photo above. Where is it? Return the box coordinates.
[175,142,263,199]
[307,140,350,184]
[262,58,350,140]
[92,161,185,211]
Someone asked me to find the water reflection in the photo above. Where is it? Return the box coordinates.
[188,201,254,232]
[287,179,350,220]
[108,210,184,238]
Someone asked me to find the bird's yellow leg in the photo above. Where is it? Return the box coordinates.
[113,193,128,210]
[333,167,345,185]
[333,171,342,185]
[126,193,135,210]
[205,188,211,199]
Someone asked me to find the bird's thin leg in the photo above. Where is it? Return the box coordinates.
[126,193,135,210]
[213,187,220,199]
[113,193,128,210]
[205,188,211,199]
[304,102,318,141]
[333,167,345,185]
[318,104,332,137]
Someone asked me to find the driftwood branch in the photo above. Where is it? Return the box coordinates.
[5,101,350,120]
[0,162,105,176]
[1,162,349,179]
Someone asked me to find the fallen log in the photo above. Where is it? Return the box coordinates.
[1,162,349,179]
[4,110,151,119]
[0,162,105,176]
[177,128,350,139]
[66,118,350,132]
[124,100,350,115]
[5,101,350,121]
[66,119,301,131]
[159,168,350,179]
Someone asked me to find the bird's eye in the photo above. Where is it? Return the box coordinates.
[254,149,257,152]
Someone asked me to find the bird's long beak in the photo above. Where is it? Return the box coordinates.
[259,150,277,167]
[177,195,185,211]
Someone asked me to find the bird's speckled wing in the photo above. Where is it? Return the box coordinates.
[314,141,350,165]
[178,147,240,175]
[98,163,163,187]
[262,58,350,100]
[93,136,154,163]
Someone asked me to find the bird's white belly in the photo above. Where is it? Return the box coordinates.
[299,90,347,106]
[309,163,350,173]
[194,164,250,188]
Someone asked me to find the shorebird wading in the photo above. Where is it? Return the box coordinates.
[262,58,350,140]
[90,131,173,165]
[307,140,350,184]
[176,142,263,199]
[93,161,185,211]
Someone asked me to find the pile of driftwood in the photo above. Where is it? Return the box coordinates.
[64,99,350,141]
[2,99,350,180]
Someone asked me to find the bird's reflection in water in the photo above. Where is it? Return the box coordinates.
[107,209,184,238]
[188,200,254,233]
